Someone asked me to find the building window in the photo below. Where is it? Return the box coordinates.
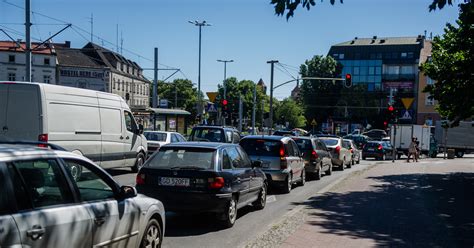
[113,79,116,89]
[121,63,124,71]
[427,76,434,85]
[425,94,434,106]
[332,54,338,59]
[43,75,51,84]
[401,52,407,58]
[407,52,414,58]
[8,73,16,81]
[8,55,15,63]
[44,58,50,65]
[339,54,344,59]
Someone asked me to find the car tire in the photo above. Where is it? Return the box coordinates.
[253,183,267,210]
[221,196,238,228]
[282,174,292,194]
[456,151,464,158]
[132,153,145,173]
[297,170,306,186]
[347,159,352,169]
[326,162,333,176]
[140,218,162,248]
[315,162,322,180]
[356,157,360,164]
[352,158,355,166]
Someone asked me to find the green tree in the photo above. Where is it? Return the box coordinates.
[299,55,342,129]
[157,79,199,122]
[271,0,460,20]
[421,2,474,126]
[275,98,306,128]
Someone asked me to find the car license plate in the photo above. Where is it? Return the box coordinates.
[262,162,271,168]
[159,177,190,187]
[368,148,374,151]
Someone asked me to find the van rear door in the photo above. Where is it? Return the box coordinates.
[0,83,42,141]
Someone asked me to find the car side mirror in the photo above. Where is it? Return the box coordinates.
[252,160,262,168]
[120,185,137,198]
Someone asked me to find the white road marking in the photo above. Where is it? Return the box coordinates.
[266,195,276,203]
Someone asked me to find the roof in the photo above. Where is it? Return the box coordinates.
[257,78,266,86]
[147,108,191,115]
[0,41,55,55]
[56,47,104,68]
[161,142,232,149]
[333,36,425,47]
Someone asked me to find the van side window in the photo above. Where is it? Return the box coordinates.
[124,111,137,132]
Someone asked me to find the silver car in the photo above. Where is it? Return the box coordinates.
[320,137,352,170]
[144,131,187,156]
[0,143,165,248]
[240,136,305,193]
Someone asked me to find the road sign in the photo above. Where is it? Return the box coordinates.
[401,98,414,110]
[207,103,217,113]
[400,110,412,120]
[311,119,317,126]
[206,92,218,102]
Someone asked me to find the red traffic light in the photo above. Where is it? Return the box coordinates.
[388,105,394,112]
[344,73,352,87]
[222,99,228,106]
[345,74,352,80]
[383,121,388,126]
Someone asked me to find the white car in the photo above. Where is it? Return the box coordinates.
[144,131,186,155]
[0,142,165,248]
[320,137,352,170]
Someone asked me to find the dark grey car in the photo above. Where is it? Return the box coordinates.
[240,136,305,193]
[293,137,333,180]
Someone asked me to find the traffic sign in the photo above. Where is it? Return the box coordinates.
[311,119,317,126]
[206,92,218,102]
[207,103,217,113]
[401,98,414,110]
[400,110,412,120]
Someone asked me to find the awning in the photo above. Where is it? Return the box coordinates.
[147,108,191,115]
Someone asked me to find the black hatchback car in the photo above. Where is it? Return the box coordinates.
[136,142,267,228]
[362,141,395,160]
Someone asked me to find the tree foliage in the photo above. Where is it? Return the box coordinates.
[299,55,342,128]
[270,0,463,20]
[157,79,199,121]
[421,2,474,126]
[274,98,306,128]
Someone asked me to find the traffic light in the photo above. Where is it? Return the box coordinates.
[344,74,352,88]
[388,105,394,112]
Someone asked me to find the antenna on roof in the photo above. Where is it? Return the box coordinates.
[116,24,119,53]
[120,30,123,55]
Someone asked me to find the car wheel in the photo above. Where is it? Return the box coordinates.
[315,162,322,180]
[132,153,145,173]
[356,157,360,164]
[456,151,464,158]
[67,163,82,181]
[282,174,292,194]
[347,158,352,169]
[297,170,306,186]
[140,218,162,248]
[362,156,366,160]
[253,183,267,210]
[221,196,238,228]
[352,158,355,166]
[326,162,333,176]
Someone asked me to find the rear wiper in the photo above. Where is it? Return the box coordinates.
[170,166,205,170]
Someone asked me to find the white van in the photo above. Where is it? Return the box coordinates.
[0,82,147,172]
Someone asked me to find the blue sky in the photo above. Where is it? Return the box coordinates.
[0,0,459,99]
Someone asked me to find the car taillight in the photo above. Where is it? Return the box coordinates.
[136,173,145,185]
[279,144,285,157]
[311,150,319,159]
[349,148,353,153]
[209,177,225,189]
[378,145,383,150]
[38,134,48,148]
[335,146,341,154]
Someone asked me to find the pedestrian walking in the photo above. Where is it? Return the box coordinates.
[415,138,421,161]
[407,137,418,162]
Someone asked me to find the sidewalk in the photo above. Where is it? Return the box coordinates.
[280,158,474,248]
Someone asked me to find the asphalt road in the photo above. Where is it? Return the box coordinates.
[109,160,379,248]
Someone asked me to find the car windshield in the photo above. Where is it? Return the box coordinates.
[144,132,167,141]
[240,139,281,156]
[147,147,215,170]
[365,142,380,148]
[190,128,223,142]
[321,139,338,146]
[294,139,313,152]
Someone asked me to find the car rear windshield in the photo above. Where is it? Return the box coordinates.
[147,147,215,170]
[144,132,167,141]
[294,139,313,152]
[365,142,380,148]
[240,139,281,157]
[321,139,338,146]
[190,128,223,142]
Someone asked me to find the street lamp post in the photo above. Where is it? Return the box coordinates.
[189,20,211,121]
[217,59,234,99]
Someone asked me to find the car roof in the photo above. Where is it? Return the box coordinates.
[0,144,92,162]
[241,135,291,142]
[160,141,234,149]
[194,125,237,130]
[144,131,176,134]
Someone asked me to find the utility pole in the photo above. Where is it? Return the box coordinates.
[267,60,278,135]
[238,95,243,132]
[252,83,256,135]
[25,0,31,82]
[261,100,265,135]
[217,59,234,99]
[153,48,158,109]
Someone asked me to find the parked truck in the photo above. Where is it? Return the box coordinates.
[435,121,474,158]
[390,124,431,158]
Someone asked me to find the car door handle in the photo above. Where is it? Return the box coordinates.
[27,225,45,240]
[120,136,124,140]
[95,217,106,226]
[126,136,130,140]
[236,177,241,183]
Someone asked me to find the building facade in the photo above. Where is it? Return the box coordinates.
[0,41,59,84]
[328,35,430,124]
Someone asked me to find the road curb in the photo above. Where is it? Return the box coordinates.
[243,162,379,248]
